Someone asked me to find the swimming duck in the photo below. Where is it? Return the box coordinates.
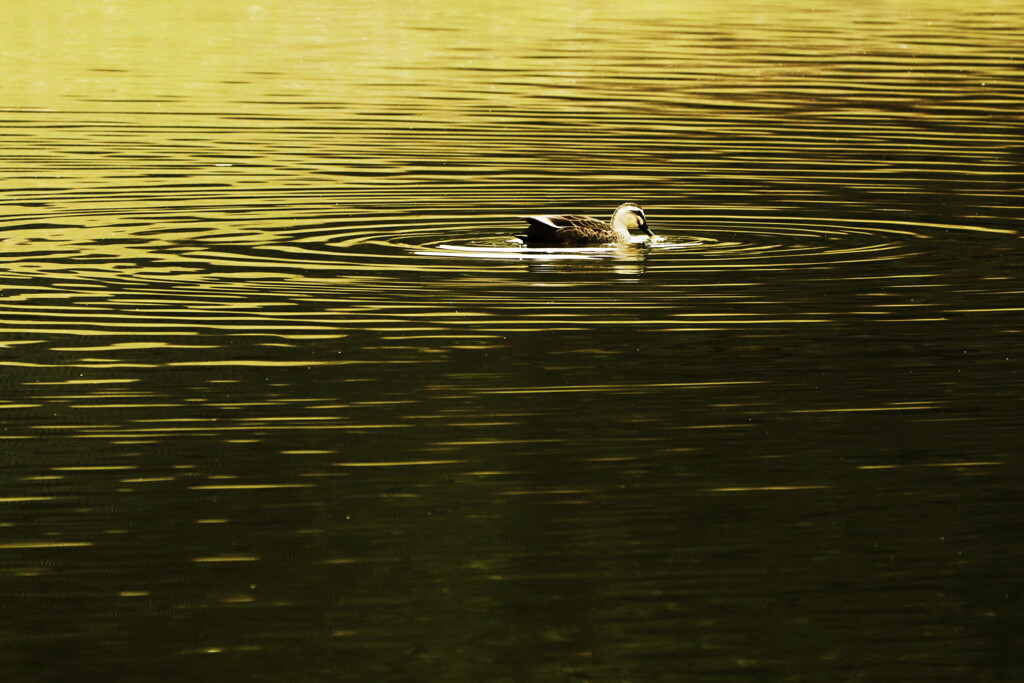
[515,202,654,245]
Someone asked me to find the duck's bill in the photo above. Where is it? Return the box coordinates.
[640,225,655,237]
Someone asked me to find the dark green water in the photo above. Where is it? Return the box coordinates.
[1,1,1023,680]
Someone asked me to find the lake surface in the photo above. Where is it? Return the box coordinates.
[2,1,1022,680]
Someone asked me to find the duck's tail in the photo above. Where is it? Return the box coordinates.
[515,217,561,244]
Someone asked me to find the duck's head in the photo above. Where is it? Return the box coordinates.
[612,202,654,237]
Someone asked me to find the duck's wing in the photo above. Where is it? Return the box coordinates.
[516,214,607,244]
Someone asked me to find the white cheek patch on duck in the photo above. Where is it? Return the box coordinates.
[620,212,642,229]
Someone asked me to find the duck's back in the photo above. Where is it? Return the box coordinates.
[516,214,619,245]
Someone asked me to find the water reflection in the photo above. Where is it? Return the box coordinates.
[1,0,1023,679]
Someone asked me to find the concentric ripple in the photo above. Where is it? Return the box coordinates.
[4,208,1013,284]
[114,210,1015,275]
[0,203,1019,346]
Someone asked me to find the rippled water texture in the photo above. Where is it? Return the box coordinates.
[2,1,1023,680]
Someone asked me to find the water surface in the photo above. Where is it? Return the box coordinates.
[1,1,1023,680]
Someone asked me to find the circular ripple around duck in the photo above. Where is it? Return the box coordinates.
[0,209,1017,340]
[1,211,1014,286]
[300,214,1016,273]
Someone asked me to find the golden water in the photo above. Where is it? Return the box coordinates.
[1,1,1023,680]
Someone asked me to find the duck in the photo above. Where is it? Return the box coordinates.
[515,202,654,245]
